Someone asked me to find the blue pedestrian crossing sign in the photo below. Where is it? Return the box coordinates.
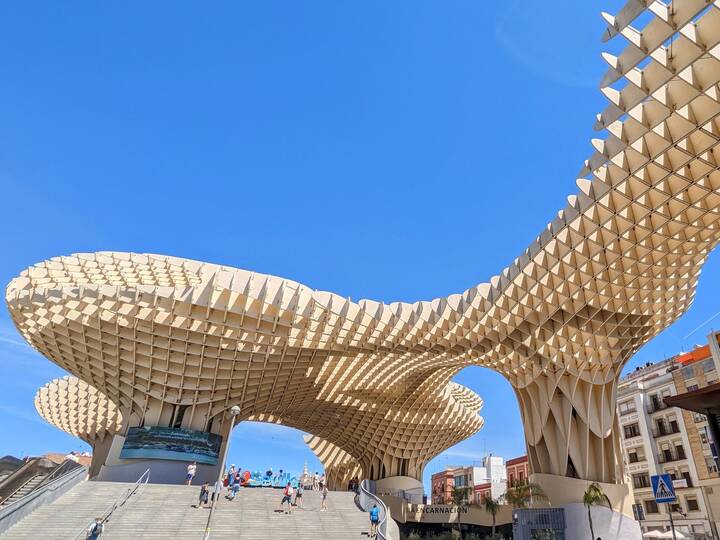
[651,474,676,503]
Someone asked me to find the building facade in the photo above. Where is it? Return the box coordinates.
[430,455,507,505]
[506,455,529,486]
[618,333,720,539]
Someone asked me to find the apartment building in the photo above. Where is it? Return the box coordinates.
[430,454,507,505]
[506,455,530,485]
[618,333,720,539]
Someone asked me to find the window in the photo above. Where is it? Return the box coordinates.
[686,497,699,512]
[670,502,682,513]
[619,400,636,415]
[687,384,699,392]
[633,473,651,489]
[676,445,686,460]
[702,358,715,373]
[683,366,695,379]
[644,499,659,514]
[700,430,709,446]
[682,471,693,488]
[624,423,641,439]
[454,475,468,488]
[669,419,679,433]
[628,451,639,463]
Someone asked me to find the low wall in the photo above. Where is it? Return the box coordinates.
[552,503,641,540]
[532,473,636,517]
[97,434,219,484]
[382,494,513,527]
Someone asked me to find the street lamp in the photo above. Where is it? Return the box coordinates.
[203,405,241,540]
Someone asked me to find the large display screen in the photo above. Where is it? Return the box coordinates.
[120,426,223,465]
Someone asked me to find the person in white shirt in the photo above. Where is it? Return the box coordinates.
[186,461,197,486]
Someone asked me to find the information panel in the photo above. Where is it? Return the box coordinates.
[120,426,223,465]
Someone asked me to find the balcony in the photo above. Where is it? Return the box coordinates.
[652,425,681,438]
[658,449,687,464]
[647,400,668,414]
[632,478,652,490]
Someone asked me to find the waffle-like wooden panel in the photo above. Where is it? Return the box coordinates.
[35,376,122,445]
[8,0,720,484]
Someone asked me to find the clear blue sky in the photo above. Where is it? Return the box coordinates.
[2,0,720,492]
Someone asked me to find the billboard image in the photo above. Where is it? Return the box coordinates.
[120,426,223,465]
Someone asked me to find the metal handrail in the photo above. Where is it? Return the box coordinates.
[36,459,83,488]
[0,459,82,509]
[356,479,389,540]
[72,468,150,540]
[0,465,88,533]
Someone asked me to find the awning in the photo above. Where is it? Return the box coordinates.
[664,382,720,415]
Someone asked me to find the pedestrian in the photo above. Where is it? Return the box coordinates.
[320,484,328,511]
[279,482,294,514]
[319,473,326,491]
[313,472,319,490]
[198,483,209,508]
[294,482,303,509]
[85,517,104,539]
[230,471,241,500]
[369,503,380,538]
[226,465,236,497]
[186,461,197,486]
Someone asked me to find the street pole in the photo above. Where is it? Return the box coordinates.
[667,503,677,540]
[203,405,240,540]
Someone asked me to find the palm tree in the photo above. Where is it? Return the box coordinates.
[451,486,470,539]
[482,494,501,536]
[504,479,547,508]
[583,482,611,539]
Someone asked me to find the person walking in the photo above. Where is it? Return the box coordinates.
[319,473,326,491]
[85,517,104,539]
[369,504,380,538]
[198,483,209,508]
[294,482,303,509]
[320,484,328,512]
[313,472,319,490]
[230,470,241,500]
[226,465,236,498]
[186,461,197,485]
[279,482,294,514]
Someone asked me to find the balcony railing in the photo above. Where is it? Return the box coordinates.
[647,401,668,414]
[658,450,687,464]
[632,478,652,489]
[652,425,681,438]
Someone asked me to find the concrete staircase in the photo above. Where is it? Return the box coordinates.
[1,481,371,539]
[0,475,47,508]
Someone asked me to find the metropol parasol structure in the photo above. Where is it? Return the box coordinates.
[9,0,720,512]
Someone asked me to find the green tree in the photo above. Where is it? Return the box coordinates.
[482,494,501,536]
[451,486,471,539]
[503,479,547,509]
[582,482,611,539]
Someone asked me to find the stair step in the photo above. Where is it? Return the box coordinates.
[0,482,371,539]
